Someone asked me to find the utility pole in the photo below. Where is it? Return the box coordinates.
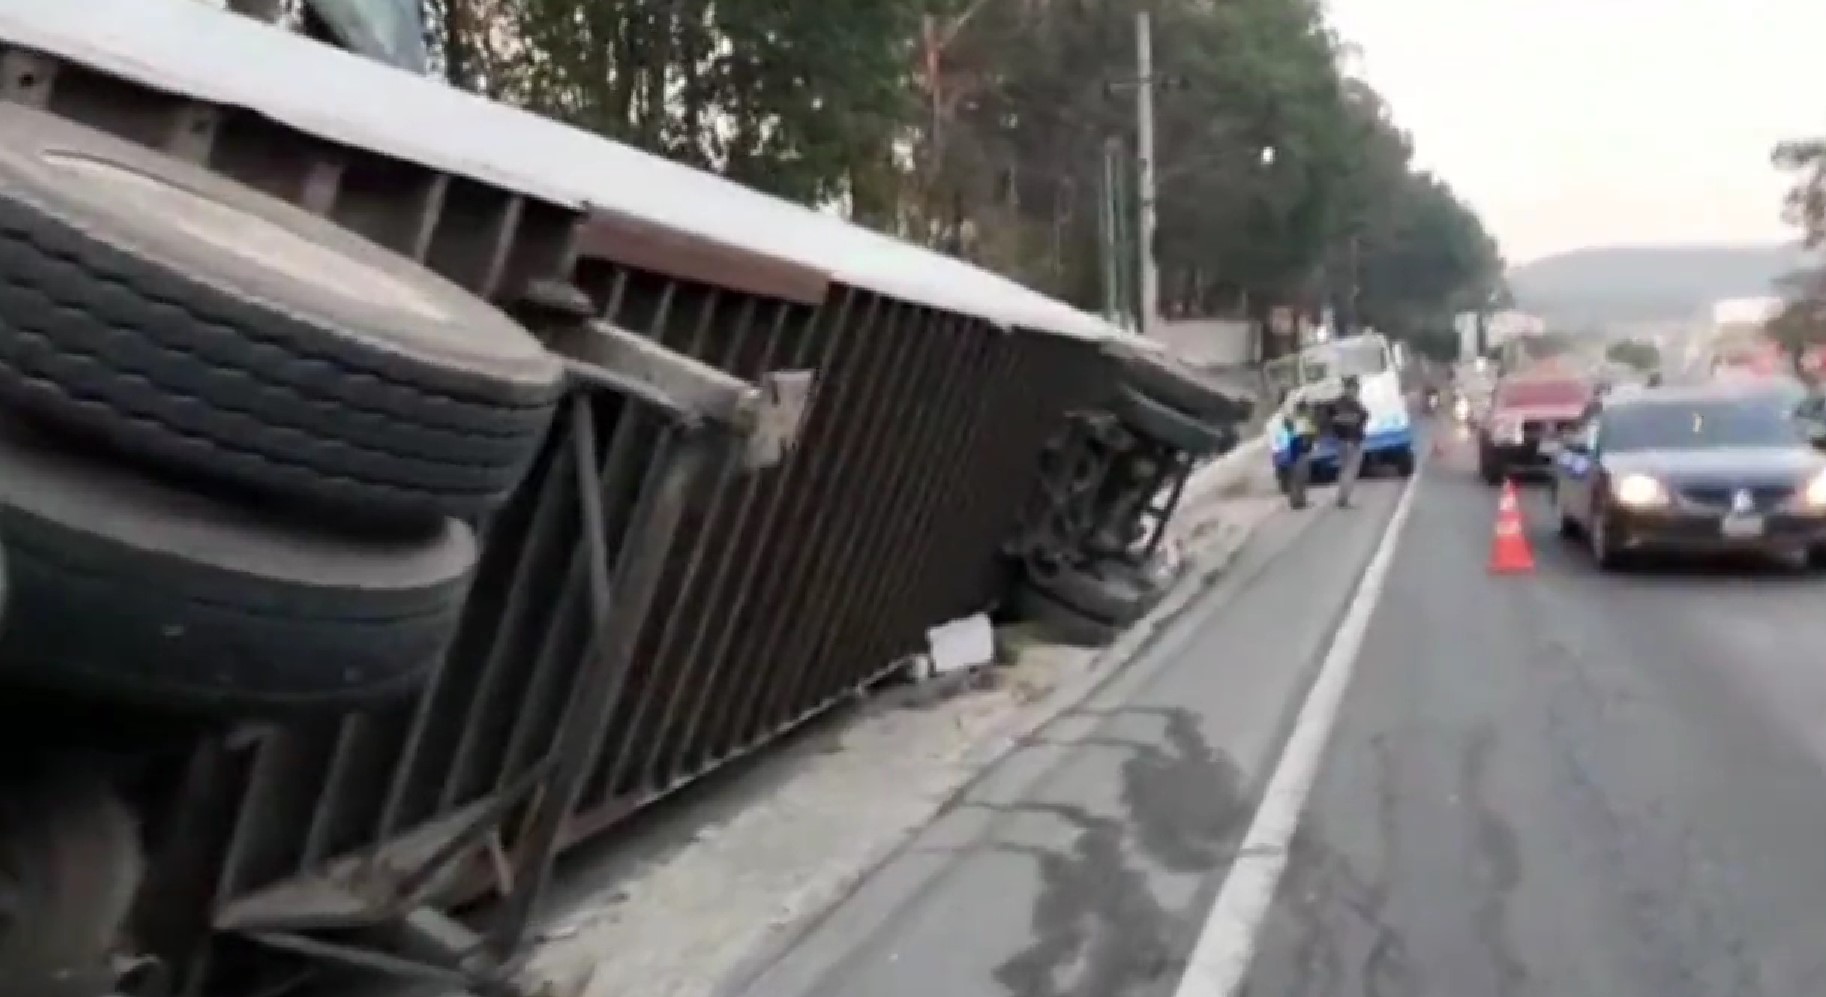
[1111,140,1136,326]
[1134,10,1160,337]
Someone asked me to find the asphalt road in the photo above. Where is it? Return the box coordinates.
[1242,442,1826,997]
[724,426,1826,997]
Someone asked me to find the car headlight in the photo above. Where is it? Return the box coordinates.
[1611,473,1669,508]
[1804,470,1826,508]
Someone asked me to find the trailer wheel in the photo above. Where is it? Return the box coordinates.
[0,104,562,522]
[1106,342,1251,423]
[1028,560,1160,625]
[1109,387,1229,457]
[1389,447,1416,478]
[0,418,477,715]
[1010,584,1122,649]
[0,771,142,994]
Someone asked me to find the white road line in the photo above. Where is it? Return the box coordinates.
[1171,462,1424,997]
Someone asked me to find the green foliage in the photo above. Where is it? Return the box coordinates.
[1403,325,1461,363]
[410,0,1501,328]
[1774,139,1826,249]
[1771,137,1826,369]
[1766,269,1826,372]
[1604,339,1660,372]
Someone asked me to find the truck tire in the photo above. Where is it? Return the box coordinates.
[0,104,563,522]
[1478,446,1503,485]
[1109,386,1228,457]
[1589,511,1626,571]
[0,769,142,996]
[0,419,477,715]
[1029,561,1156,624]
[1009,584,1121,649]
[1389,446,1416,478]
[1106,341,1251,422]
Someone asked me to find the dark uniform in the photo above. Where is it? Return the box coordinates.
[1329,378,1369,507]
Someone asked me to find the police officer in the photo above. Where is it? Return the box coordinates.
[1283,397,1320,509]
[1329,376,1370,507]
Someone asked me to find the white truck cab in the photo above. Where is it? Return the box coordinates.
[1269,332,1417,480]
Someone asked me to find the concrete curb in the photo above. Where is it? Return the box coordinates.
[706,498,1301,997]
[956,514,1257,774]
[1183,433,1270,506]
[710,501,1320,997]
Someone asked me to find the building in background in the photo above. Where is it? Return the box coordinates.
[1695,296,1785,376]
[1486,310,1547,348]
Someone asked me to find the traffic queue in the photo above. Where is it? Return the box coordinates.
[1449,351,1826,571]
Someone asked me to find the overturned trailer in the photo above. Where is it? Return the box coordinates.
[0,2,1135,994]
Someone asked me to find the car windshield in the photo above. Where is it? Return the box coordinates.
[1300,338,1387,384]
[1601,399,1806,452]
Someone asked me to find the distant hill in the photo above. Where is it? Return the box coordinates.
[1508,244,1812,326]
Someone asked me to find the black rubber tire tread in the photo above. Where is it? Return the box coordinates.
[1030,562,1152,624]
[1389,448,1416,477]
[1590,513,1625,572]
[1479,450,1503,485]
[1094,555,1175,610]
[0,104,562,520]
[0,419,477,714]
[0,769,142,992]
[1010,584,1121,649]
[1106,341,1251,422]
[1109,386,1227,457]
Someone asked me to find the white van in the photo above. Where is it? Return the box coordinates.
[1268,332,1416,482]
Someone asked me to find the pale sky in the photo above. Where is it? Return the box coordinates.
[1326,0,1826,265]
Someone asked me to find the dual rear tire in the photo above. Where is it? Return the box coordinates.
[0,103,562,717]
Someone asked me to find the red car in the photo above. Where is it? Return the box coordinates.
[1478,374,1594,484]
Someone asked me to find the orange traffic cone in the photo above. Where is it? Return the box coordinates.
[1489,480,1535,574]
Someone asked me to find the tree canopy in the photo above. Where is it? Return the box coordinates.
[355,0,1503,351]
[1768,139,1826,374]
[1604,338,1661,373]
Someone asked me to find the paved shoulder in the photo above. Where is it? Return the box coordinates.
[721,481,1409,997]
